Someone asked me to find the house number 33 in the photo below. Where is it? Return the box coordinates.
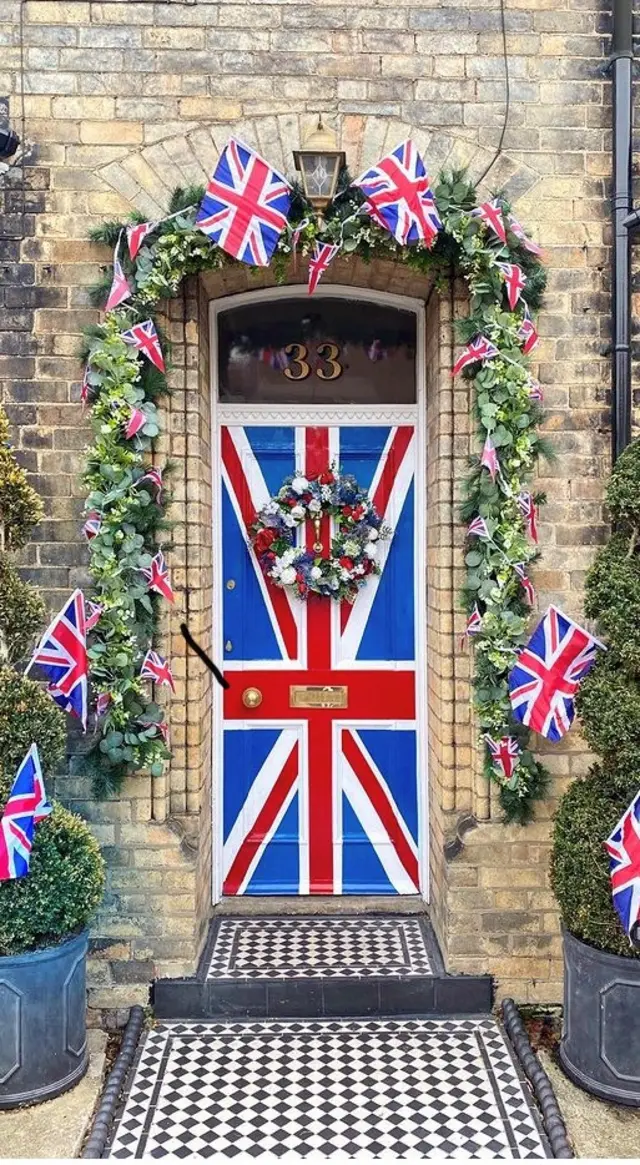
[283,342,343,381]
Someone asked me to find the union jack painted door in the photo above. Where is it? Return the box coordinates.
[219,422,423,896]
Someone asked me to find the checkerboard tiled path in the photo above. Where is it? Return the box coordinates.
[206,915,434,979]
[107,1018,550,1158]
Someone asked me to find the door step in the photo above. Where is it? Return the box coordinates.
[153,914,493,1020]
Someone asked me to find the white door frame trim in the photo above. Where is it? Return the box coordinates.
[209,284,429,903]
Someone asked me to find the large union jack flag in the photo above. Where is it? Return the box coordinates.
[605,791,640,939]
[0,744,51,881]
[26,589,88,730]
[508,605,604,742]
[353,140,442,247]
[221,424,420,895]
[196,138,291,267]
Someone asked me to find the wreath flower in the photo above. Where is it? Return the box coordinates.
[248,467,392,602]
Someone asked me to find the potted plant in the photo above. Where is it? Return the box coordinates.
[0,406,105,1108]
[550,438,640,1105]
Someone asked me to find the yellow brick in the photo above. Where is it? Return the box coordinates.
[80,120,143,145]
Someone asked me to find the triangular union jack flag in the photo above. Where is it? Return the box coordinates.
[82,511,102,541]
[80,364,91,408]
[518,307,539,355]
[508,215,543,257]
[508,605,605,742]
[138,466,163,501]
[517,491,539,542]
[497,262,527,310]
[472,199,507,243]
[308,242,340,295]
[141,550,175,603]
[105,234,131,312]
[0,744,51,881]
[85,600,103,632]
[26,589,88,730]
[605,791,640,939]
[480,434,499,482]
[485,735,520,783]
[124,406,147,440]
[96,691,112,717]
[127,221,156,260]
[468,515,490,538]
[514,562,536,606]
[140,649,176,692]
[196,137,291,267]
[526,375,544,402]
[460,604,483,648]
[121,319,165,372]
[452,335,498,377]
[353,140,442,246]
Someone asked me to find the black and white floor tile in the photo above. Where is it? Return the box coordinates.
[107,1017,550,1158]
[206,916,434,979]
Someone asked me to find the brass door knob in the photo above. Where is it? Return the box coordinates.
[242,687,263,709]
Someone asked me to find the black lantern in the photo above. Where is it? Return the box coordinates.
[293,117,345,222]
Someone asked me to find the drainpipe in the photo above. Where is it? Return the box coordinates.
[611,0,634,461]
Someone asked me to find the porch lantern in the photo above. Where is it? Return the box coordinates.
[293,117,345,222]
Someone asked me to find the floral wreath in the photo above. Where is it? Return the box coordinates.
[249,468,391,601]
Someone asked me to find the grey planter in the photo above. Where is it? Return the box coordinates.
[561,926,640,1106]
[0,929,89,1109]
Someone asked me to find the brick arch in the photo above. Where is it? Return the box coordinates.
[96,113,543,222]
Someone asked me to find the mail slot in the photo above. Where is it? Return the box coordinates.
[290,685,348,709]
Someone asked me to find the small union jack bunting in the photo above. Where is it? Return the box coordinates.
[497,262,527,310]
[127,221,156,260]
[80,364,91,408]
[353,139,442,247]
[157,721,170,744]
[472,199,507,243]
[0,744,51,882]
[120,319,166,372]
[85,600,103,632]
[460,604,483,649]
[526,376,544,402]
[468,515,490,539]
[514,563,536,606]
[95,691,112,717]
[82,511,102,541]
[138,466,163,501]
[509,215,543,257]
[480,434,499,482]
[308,242,340,295]
[517,491,539,543]
[605,790,640,939]
[124,406,147,440]
[140,649,176,692]
[485,735,520,783]
[518,306,539,355]
[452,335,499,377]
[141,550,175,603]
[105,235,132,313]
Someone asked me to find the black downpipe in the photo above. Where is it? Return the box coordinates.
[611,0,634,461]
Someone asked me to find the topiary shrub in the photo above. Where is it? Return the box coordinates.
[0,402,105,956]
[550,440,640,957]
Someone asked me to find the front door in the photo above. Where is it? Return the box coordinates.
[214,293,425,897]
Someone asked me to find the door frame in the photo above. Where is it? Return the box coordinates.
[209,284,429,903]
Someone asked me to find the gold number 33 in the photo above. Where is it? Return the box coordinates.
[283,342,343,381]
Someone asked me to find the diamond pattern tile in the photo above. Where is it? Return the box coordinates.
[206,916,433,979]
[107,1018,550,1158]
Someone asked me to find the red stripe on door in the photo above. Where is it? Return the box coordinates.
[223,742,299,895]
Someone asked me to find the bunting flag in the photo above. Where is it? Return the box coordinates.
[367,339,387,362]
[127,221,156,260]
[526,376,544,402]
[80,364,91,408]
[468,515,490,538]
[157,721,170,745]
[120,319,165,372]
[104,234,132,313]
[485,735,520,783]
[308,241,340,295]
[138,466,163,501]
[0,745,51,882]
[141,550,175,603]
[497,262,527,310]
[140,649,176,692]
[85,600,103,632]
[353,139,442,246]
[517,491,539,543]
[452,335,499,377]
[82,511,102,541]
[472,199,507,243]
[605,790,640,940]
[25,589,88,731]
[509,215,543,257]
[508,605,605,741]
[460,604,483,649]
[196,137,291,267]
[124,406,147,440]
[518,307,539,355]
[480,434,499,482]
[514,563,536,606]
[96,691,112,717]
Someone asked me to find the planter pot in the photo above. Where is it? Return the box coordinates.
[560,926,640,1106]
[0,929,89,1109]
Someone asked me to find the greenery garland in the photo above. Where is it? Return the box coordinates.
[83,167,551,821]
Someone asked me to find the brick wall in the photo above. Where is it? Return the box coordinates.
[0,0,612,1014]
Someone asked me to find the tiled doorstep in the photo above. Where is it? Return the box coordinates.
[107,1017,551,1159]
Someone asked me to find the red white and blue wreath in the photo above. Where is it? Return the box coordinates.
[249,468,391,601]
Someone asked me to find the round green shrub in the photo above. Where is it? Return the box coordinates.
[0,666,67,785]
[0,556,46,665]
[0,803,105,957]
[0,408,43,550]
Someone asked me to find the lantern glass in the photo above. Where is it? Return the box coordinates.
[299,152,340,202]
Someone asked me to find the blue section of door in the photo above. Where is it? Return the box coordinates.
[245,794,300,894]
[358,480,415,661]
[223,728,281,846]
[341,797,395,894]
